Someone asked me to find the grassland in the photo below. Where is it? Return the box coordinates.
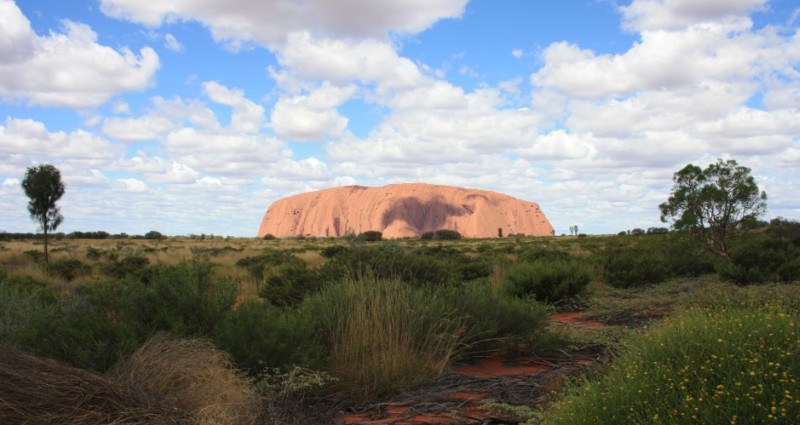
[1,228,799,424]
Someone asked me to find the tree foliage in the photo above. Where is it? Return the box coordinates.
[659,159,766,260]
[21,164,65,263]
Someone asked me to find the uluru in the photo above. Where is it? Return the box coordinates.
[257,183,554,239]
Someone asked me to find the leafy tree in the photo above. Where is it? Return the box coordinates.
[659,159,766,261]
[21,164,65,263]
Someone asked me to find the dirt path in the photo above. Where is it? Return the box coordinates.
[335,312,607,425]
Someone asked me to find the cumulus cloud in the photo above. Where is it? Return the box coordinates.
[202,81,265,133]
[100,0,468,47]
[0,0,159,108]
[620,0,768,31]
[271,83,356,141]
[0,117,118,166]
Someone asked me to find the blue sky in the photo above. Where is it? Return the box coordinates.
[1,0,798,236]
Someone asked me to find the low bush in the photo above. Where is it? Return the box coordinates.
[236,250,304,280]
[358,230,382,242]
[46,258,91,281]
[214,301,327,373]
[544,306,800,425]
[502,259,592,302]
[101,255,150,281]
[602,246,670,288]
[448,281,551,353]
[258,262,319,307]
[716,237,800,284]
[317,245,459,287]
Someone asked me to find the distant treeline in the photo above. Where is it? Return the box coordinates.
[0,230,167,241]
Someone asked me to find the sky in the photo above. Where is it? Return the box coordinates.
[1,0,798,237]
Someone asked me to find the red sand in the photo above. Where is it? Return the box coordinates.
[550,311,606,328]
[454,351,550,378]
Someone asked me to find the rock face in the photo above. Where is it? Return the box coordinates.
[258,183,554,239]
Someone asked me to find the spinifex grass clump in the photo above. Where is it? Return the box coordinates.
[308,276,465,402]
[544,306,800,425]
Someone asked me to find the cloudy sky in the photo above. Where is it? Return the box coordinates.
[1,0,798,237]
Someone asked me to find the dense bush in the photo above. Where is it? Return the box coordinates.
[45,259,91,281]
[502,259,592,302]
[602,246,670,288]
[517,247,571,263]
[258,262,319,307]
[318,245,460,287]
[236,250,305,280]
[448,281,551,352]
[3,260,238,372]
[544,307,800,425]
[716,237,800,284]
[214,301,327,373]
[358,230,382,242]
[101,255,150,281]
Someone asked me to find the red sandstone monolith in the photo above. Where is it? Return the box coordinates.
[257,183,554,239]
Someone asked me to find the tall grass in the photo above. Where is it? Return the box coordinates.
[544,306,800,424]
[308,276,466,402]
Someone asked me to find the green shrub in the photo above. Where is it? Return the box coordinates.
[602,246,670,288]
[258,262,319,307]
[214,301,327,373]
[320,245,348,258]
[101,255,150,281]
[115,260,238,338]
[448,281,551,352]
[716,237,800,284]
[502,259,592,302]
[544,306,800,425]
[517,247,571,263]
[434,229,462,240]
[236,250,304,280]
[358,230,382,242]
[318,245,459,287]
[45,258,91,281]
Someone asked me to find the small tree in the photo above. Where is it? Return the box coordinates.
[21,164,65,263]
[659,159,766,261]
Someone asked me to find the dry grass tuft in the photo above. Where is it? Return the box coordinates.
[111,333,260,425]
[0,345,188,425]
[328,277,464,402]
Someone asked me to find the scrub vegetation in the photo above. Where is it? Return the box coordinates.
[0,216,799,423]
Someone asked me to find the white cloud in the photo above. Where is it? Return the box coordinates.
[117,178,148,192]
[271,93,352,141]
[100,0,468,47]
[531,18,775,99]
[2,177,19,187]
[620,0,767,31]
[0,0,159,108]
[103,115,175,141]
[112,100,131,114]
[0,117,118,166]
[202,81,265,133]
[512,48,523,59]
[274,33,425,92]
[164,33,183,52]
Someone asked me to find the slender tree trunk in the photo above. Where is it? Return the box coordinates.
[43,217,49,264]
